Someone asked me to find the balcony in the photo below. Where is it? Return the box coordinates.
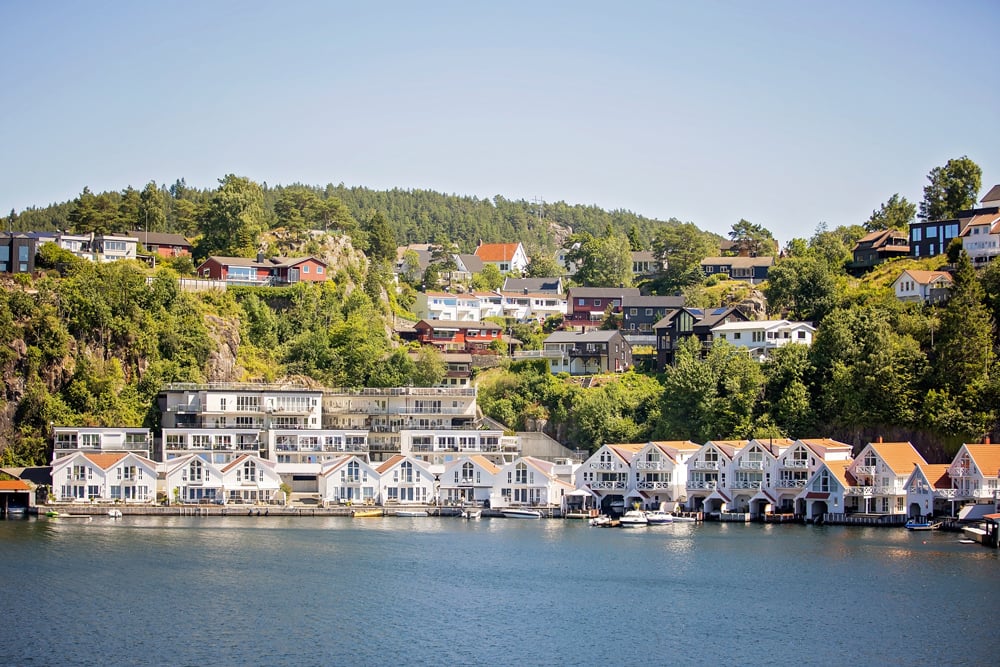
[776,479,807,489]
[589,462,616,470]
[782,459,809,468]
[737,461,766,471]
[636,461,667,471]
[732,480,762,490]
[687,480,717,490]
[690,460,719,470]
[637,480,671,490]
[589,480,627,490]
[855,465,877,475]
[845,485,903,496]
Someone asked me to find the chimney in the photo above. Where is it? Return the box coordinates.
[877,436,883,443]
[257,251,264,263]
[986,435,991,445]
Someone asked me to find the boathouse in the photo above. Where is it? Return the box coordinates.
[0,479,35,515]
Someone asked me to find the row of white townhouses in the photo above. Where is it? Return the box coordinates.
[575,437,1000,522]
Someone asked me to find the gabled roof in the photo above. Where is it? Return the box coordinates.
[416,319,502,331]
[544,330,624,344]
[567,287,642,298]
[896,269,953,286]
[502,277,563,294]
[981,184,1000,204]
[913,464,951,490]
[0,480,32,491]
[604,444,644,464]
[442,455,500,476]
[703,440,746,459]
[961,444,1000,478]
[376,455,407,475]
[867,441,927,475]
[822,459,854,489]
[200,255,326,269]
[82,452,129,469]
[621,295,686,308]
[797,438,852,457]
[454,254,484,273]
[699,256,775,268]
[475,242,524,262]
[320,455,362,477]
[129,231,192,247]
[712,319,815,333]
[220,453,274,473]
[957,213,1000,236]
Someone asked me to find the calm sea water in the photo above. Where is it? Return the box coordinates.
[1,515,997,666]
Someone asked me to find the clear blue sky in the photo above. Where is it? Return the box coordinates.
[1,1,997,244]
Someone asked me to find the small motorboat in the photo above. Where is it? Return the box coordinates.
[501,508,542,519]
[5,505,28,517]
[645,510,674,525]
[108,509,123,519]
[394,509,428,517]
[462,508,482,520]
[905,519,942,531]
[670,514,698,522]
[619,510,649,527]
[352,508,384,518]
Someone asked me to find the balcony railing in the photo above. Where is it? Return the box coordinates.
[637,481,671,490]
[687,480,717,490]
[636,461,667,470]
[776,479,807,488]
[845,485,904,496]
[855,465,877,475]
[731,480,762,490]
[736,461,766,470]
[589,462,616,470]
[690,460,719,470]
[589,481,627,490]
[783,459,809,468]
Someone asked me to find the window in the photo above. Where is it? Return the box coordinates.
[104,240,127,252]
[910,228,922,242]
[594,300,601,307]
[302,265,310,274]
[926,226,937,238]
[316,266,324,274]
[945,223,959,237]
[752,331,765,342]
[797,331,806,339]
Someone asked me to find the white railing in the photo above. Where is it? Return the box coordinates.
[845,485,902,496]
[691,460,719,470]
[855,465,877,475]
[777,479,807,488]
[589,481,627,490]
[737,461,766,470]
[636,461,667,470]
[783,459,809,468]
[934,489,957,499]
[637,481,671,490]
[732,481,762,490]
[687,480,718,490]
[589,462,616,470]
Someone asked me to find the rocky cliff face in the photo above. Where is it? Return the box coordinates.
[204,314,243,382]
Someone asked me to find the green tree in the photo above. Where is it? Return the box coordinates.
[411,345,446,387]
[728,219,776,256]
[649,223,716,293]
[363,211,396,263]
[472,263,504,291]
[764,255,838,323]
[919,156,982,220]
[569,232,632,287]
[67,187,122,234]
[864,194,916,232]
[139,181,167,233]
[931,250,994,396]
[198,175,266,258]
[525,253,563,278]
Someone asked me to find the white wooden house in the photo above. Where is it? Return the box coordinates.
[685,440,744,514]
[377,455,436,504]
[319,456,382,505]
[632,441,700,510]
[904,464,952,520]
[439,455,500,505]
[845,440,926,516]
[218,454,282,505]
[947,442,1000,507]
[493,457,573,509]
[52,452,157,503]
[164,454,225,504]
[797,460,853,521]
[575,444,643,516]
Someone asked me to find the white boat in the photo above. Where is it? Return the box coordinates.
[5,505,28,516]
[462,508,482,520]
[394,510,428,517]
[502,508,542,519]
[670,514,698,522]
[645,510,674,525]
[107,509,123,519]
[619,510,649,527]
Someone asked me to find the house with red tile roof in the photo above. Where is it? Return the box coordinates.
[377,455,436,504]
[0,479,35,513]
[439,455,501,505]
[947,440,1000,506]
[797,459,854,521]
[576,444,644,516]
[474,241,528,274]
[319,456,381,505]
[494,456,573,510]
[197,254,328,286]
[51,451,157,503]
[845,440,927,517]
[632,441,701,511]
[891,269,953,304]
[958,211,1000,266]
[779,438,853,516]
[904,463,953,520]
[685,440,745,514]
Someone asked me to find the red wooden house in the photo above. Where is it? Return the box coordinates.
[197,254,328,286]
[413,319,503,352]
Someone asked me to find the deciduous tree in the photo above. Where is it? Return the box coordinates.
[919,156,982,220]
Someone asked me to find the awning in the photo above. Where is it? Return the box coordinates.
[567,488,596,497]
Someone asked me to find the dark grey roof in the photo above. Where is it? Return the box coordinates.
[416,319,502,331]
[621,295,685,308]
[699,256,774,268]
[502,277,563,294]
[455,254,484,273]
[128,231,192,247]
[980,184,1000,203]
[567,287,642,298]
[544,330,623,344]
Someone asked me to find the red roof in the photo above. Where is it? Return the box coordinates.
[0,480,32,491]
[475,242,522,262]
